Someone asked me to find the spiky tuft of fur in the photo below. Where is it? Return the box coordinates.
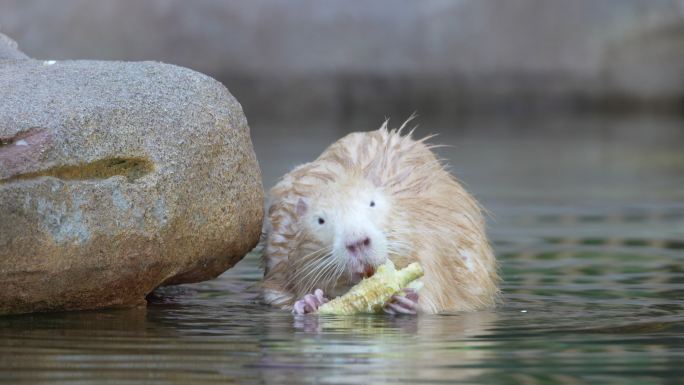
[261,118,500,313]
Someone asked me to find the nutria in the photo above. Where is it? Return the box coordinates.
[261,119,499,314]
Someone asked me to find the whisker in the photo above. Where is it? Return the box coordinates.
[293,252,335,292]
[285,255,332,288]
[326,255,346,287]
[309,257,339,293]
[295,245,333,263]
[302,256,333,292]
[286,259,326,286]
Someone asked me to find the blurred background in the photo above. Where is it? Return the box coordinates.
[1,2,683,384]
[2,0,684,205]
[4,0,684,118]
[0,0,684,385]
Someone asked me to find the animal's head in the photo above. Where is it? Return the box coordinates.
[294,175,394,284]
[282,122,435,293]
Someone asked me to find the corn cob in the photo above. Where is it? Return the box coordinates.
[317,261,424,315]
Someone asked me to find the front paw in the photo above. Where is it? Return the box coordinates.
[292,289,329,314]
[384,287,419,315]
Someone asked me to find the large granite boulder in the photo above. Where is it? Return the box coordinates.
[0,33,263,315]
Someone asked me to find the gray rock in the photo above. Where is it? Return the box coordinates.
[0,41,263,315]
[0,32,28,60]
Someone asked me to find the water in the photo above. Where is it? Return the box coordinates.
[1,114,683,384]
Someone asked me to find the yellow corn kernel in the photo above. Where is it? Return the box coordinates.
[317,261,424,315]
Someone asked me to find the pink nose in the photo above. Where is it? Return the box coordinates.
[346,237,371,256]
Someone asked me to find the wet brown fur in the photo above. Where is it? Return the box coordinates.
[261,119,500,313]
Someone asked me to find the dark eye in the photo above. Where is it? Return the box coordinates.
[318,217,325,225]
[370,201,375,207]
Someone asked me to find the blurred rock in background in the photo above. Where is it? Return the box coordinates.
[2,0,684,125]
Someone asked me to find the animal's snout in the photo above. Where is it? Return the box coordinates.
[346,236,371,256]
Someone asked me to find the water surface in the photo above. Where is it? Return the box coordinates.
[1,114,683,384]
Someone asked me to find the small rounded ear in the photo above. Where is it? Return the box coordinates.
[364,158,383,187]
[369,172,382,188]
[365,168,382,187]
[295,198,308,217]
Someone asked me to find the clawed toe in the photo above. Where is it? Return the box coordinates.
[304,294,318,310]
[403,288,419,302]
[387,302,416,314]
[314,289,328,304]
[383,290,419,315]
[392,294,416,308]
[292,289,329,315]
[293,300,307,315]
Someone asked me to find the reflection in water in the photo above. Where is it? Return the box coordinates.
[263,311,499,384]
[0,114,683,384]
